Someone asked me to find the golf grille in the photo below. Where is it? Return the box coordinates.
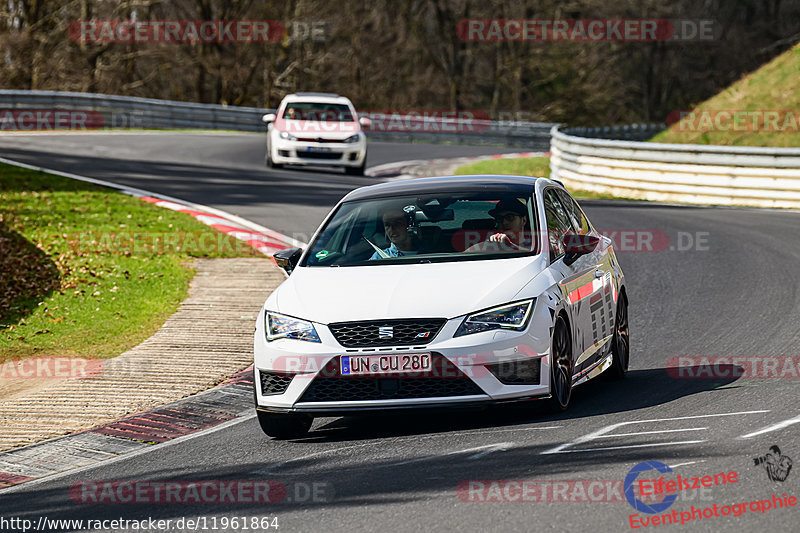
[328,318,447,347]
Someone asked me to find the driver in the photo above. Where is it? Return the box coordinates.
[369,208,419,259]
[466,198,531,252]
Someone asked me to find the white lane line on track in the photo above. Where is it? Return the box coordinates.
[551,440,707,454]
[0,412,255,494]
[541,410,769,455]
[466,442,515,460]
[599,428,707,438]
[251,426,560,475]
[669,460,705,469]
[739,414,800,439]
[286,442,517,473]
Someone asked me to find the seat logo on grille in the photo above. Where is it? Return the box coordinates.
[378,326,394,339]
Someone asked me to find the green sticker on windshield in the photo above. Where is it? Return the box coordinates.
[315,250,330,259]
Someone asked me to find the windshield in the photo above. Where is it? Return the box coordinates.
[302,192,539,267]
[281,103,354,122]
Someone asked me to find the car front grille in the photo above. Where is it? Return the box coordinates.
[295,137,343,143]
[258,370,293,395]
[297,151,342,160]
[328,318,447,347]
[297,354,484,402]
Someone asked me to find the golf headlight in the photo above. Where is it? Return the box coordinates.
[279,131,297,141]
[454,299,534,337]
[343,134,360,143]
[266,312,320,342]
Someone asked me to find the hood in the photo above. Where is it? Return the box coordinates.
[273,256,545,324]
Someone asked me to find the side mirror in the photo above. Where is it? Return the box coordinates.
[261,113,276,124]
[273,247,302,274]
[359,116,371,129]
[563,234,599,266]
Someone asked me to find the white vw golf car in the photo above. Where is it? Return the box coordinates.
[261,92,370,175]
[254,175,629,438]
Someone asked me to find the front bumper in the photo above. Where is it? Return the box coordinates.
[253,305,555,414]
[270,136,366,167]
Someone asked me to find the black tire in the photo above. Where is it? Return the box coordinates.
[345,160,366,175]
[607,294,630,380]
[546,315,573,412]
[265,139,283,169]
[256,410,312,439]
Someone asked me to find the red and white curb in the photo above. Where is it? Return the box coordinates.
[138,197,302,256]
[0,368,256,492]
[0,156,306,256]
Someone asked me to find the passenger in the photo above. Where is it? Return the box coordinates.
[466,199,531,252]
[369,208,419,259]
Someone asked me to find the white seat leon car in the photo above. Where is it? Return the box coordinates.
[262,92,370,175]
[254,175,629,438]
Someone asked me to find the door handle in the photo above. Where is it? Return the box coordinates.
[594,270,605,278]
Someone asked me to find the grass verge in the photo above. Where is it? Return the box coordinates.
[0,163,260,361]
[652,43,800,147]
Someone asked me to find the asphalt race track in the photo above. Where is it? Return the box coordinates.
[1,133,799,532]
[0,133,528,242]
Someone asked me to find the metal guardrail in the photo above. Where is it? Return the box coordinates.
[562,123,666,141]
[0,90,554,148]
[550,125,800,208]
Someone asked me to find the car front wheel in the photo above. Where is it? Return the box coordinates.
[345,158,366,176]
[607,294,629,380]
[546,315,573,412]
[256,410,312,439]
[265,139,283,169]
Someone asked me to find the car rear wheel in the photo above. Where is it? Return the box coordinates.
[607,294,630,380]
[256,410,312,439]
[546,315,573,412]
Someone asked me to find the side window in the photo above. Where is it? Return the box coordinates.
[544,189,573,260]
[556,190,591,235]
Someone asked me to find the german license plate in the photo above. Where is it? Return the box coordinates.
[306,146,332,153]
[340,354,432,375]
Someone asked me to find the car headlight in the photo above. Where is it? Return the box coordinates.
[454,299,534,337]
[266,312,320,342]
[279,131,297,141]
[343,134,360,143]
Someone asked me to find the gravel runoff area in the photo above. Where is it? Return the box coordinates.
[0,257,282,453]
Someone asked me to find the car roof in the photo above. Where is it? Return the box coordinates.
[281,93,352,105]
[343,175,552,202]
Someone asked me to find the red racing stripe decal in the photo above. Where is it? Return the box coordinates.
[567,279,603,304]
